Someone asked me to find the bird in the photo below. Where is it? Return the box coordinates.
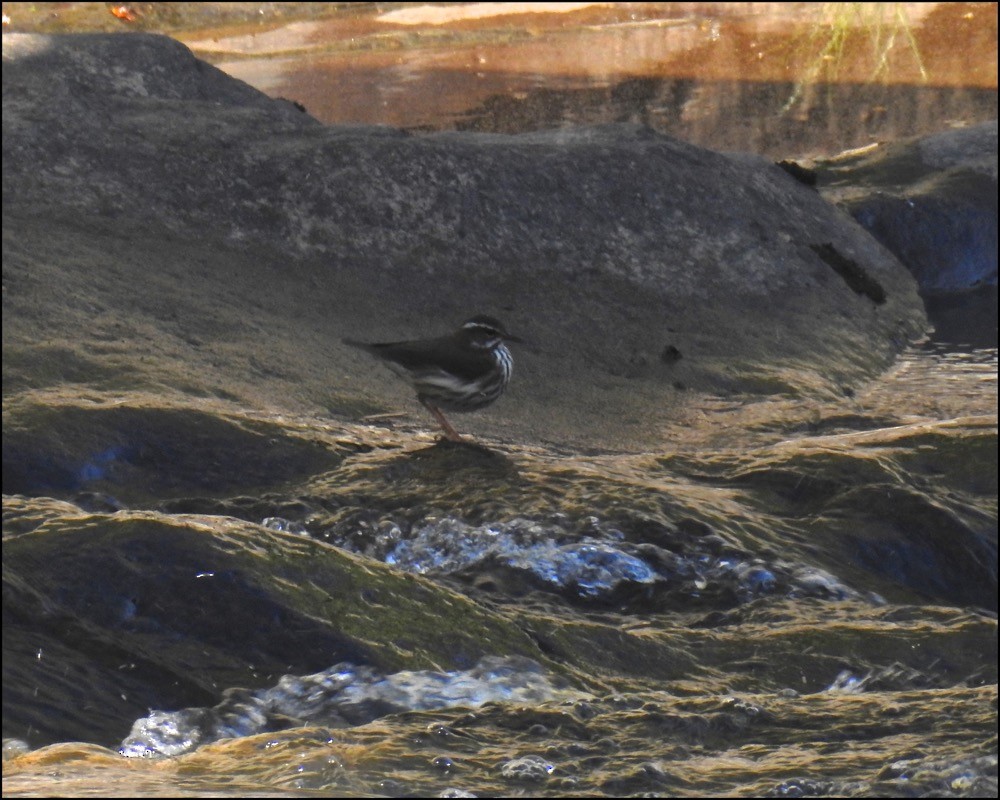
[344,315,522,442]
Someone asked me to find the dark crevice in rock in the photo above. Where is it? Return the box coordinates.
[810,242,888,304]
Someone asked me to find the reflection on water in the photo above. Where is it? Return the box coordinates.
[4,2,994,157]
[176,2,1000,158]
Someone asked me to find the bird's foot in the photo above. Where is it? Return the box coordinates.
[422,401,464,442]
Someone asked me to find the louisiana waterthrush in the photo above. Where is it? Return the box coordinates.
[344,315,522,441]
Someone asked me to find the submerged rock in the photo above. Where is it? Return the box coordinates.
[1,503,549,746]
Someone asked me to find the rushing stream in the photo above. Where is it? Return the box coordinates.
[4,335,996,797]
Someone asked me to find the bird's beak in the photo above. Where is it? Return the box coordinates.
[504,332,525,344]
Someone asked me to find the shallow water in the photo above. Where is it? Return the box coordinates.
[185,1,998,159]
[5,2,996,158]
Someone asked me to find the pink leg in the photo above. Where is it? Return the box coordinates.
[420,400,463,441]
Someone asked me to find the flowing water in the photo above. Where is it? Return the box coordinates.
[2,3,997,798]
[4,337,996,797]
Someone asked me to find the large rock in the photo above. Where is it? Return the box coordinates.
[816,121,998,295]
[2,32,927,450]
[815,122,997,347]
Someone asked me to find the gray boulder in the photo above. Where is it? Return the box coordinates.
[2,33,927,449]
[816,121,998,295]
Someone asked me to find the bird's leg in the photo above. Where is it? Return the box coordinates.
[420,399,463,442]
